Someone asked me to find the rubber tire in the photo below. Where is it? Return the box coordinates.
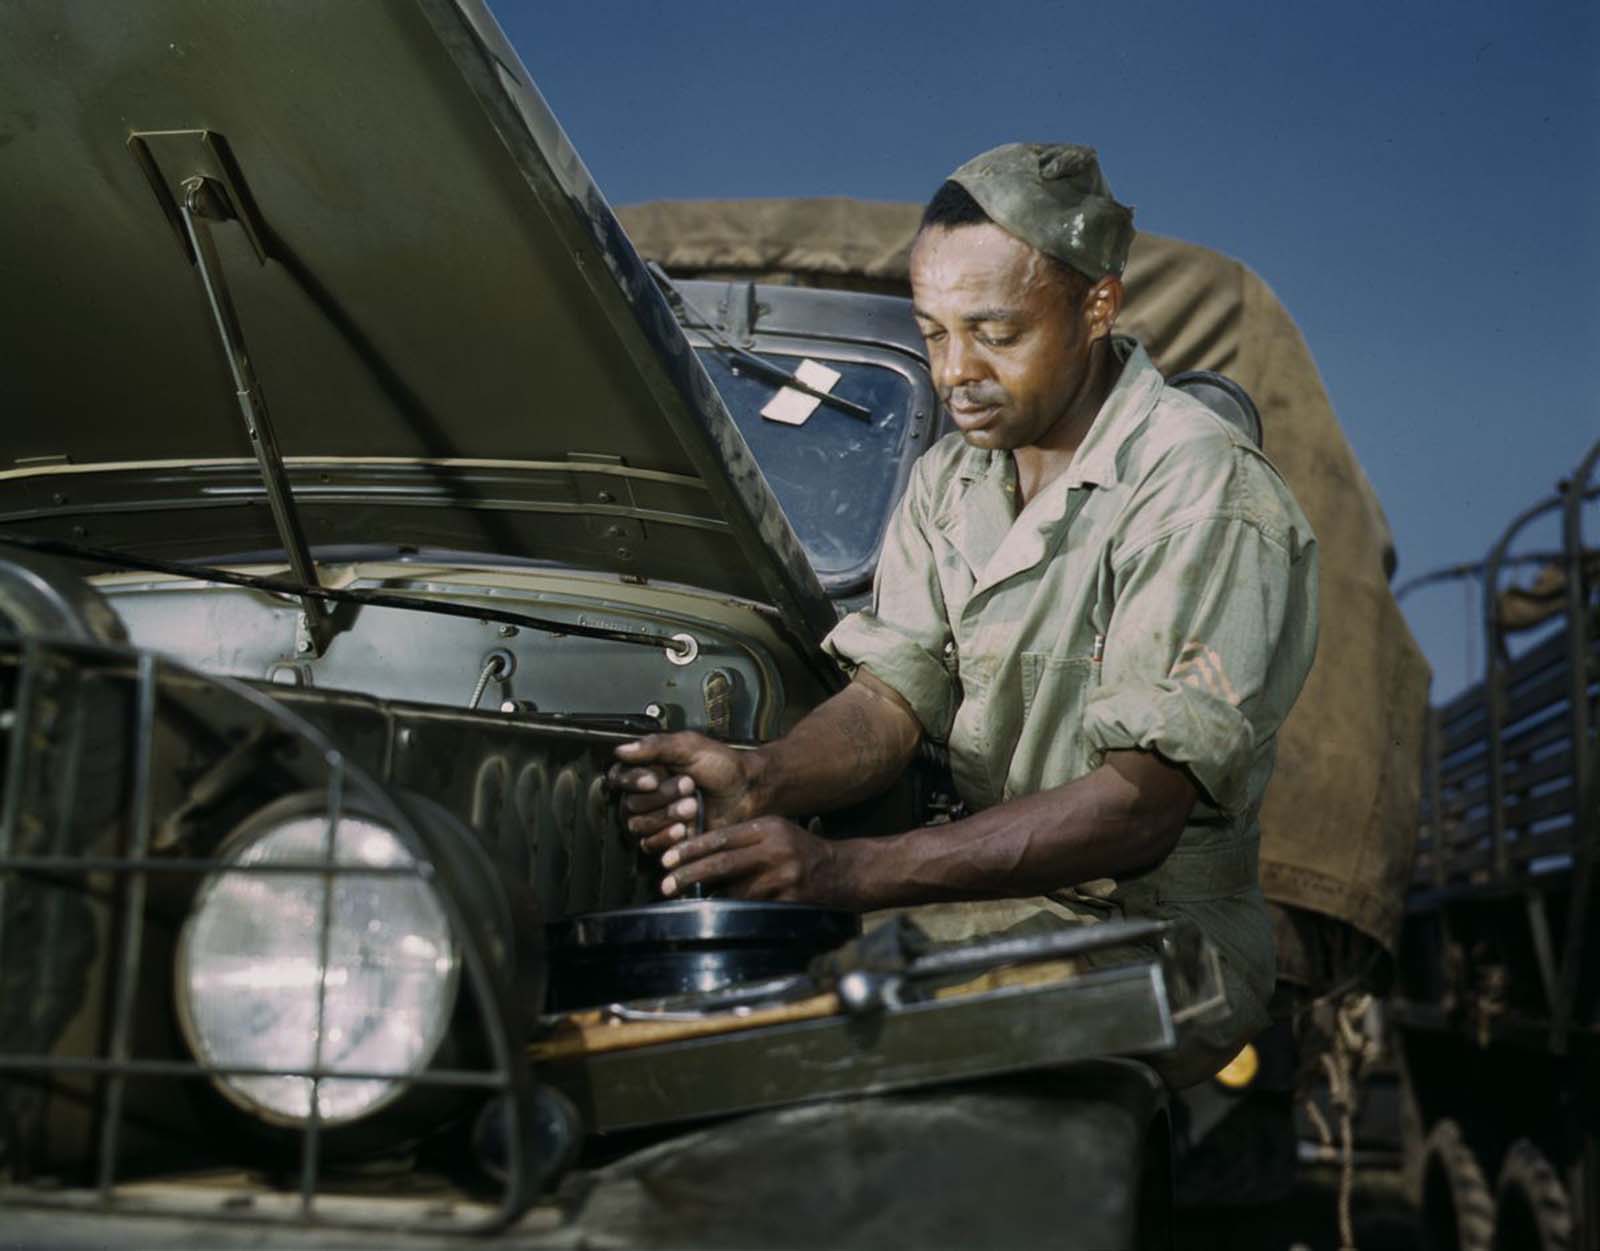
[1492,1139,1572,1251]
[1420,1119,1495,1251]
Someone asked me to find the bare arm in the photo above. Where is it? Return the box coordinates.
[746,668,924,816]
[834,750,1195,909]
[656,749,1197,908]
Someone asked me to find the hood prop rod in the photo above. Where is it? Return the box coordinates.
[177,175,334,658]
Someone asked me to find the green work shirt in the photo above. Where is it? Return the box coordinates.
[824,337,1318,1053]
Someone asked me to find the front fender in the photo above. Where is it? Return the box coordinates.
[566,1058,1172,1250]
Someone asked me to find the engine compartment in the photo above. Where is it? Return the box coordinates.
[97,561,819,744]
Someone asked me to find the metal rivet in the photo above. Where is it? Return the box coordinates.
[596,490,615,504]
[498,624,518,638]
[615,546,632,560]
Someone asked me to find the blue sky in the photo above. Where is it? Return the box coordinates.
[491,0,1598,699]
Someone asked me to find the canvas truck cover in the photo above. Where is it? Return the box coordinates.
[618,198,1432,962]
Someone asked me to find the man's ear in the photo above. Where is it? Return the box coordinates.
[1083,276,1124,341]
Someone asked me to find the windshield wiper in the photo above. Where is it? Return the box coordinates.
[648,264,872,423]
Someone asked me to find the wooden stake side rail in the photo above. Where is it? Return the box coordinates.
[1414,615,1598,888]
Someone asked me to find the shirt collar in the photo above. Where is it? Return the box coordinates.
[1060,335,1163,490]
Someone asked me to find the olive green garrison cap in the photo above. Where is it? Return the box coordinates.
[948,142,1135,280]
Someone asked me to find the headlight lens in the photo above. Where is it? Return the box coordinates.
[176,813,460,1127]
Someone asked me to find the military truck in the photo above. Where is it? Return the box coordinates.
[1392,439,1599,1250]
[0,3,1300,1248]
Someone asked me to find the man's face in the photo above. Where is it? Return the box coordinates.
[909,223,1110,453]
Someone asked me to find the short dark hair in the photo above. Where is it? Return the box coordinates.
[918,180,1092,302]
[920,180,992,230]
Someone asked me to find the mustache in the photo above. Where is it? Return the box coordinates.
[944,383,1008,408]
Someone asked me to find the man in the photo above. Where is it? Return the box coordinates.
[611,143,1318,1084]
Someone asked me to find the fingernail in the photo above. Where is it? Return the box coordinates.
[637,775,656,791]
[662,848,679,868]
[679,776,694,795]
[661,875,677,897]
[668,823,686,840]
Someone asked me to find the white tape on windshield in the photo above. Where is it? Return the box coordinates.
[760,359,842,426]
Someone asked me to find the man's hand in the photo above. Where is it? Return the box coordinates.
[657,816,855,907]
[607,732,759,853]
[608,672,922,856]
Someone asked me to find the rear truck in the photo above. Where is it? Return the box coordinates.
[1393,438,1599,1250]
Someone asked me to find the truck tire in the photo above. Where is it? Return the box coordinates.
[1420,1119,1495,1251]
[1492,1139,1572,1251]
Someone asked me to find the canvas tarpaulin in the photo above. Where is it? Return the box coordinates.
[616,199,1432,960]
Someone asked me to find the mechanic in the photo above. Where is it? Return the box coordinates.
[610,142,1318,1084]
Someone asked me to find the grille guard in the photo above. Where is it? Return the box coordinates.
[0,636,542,1233]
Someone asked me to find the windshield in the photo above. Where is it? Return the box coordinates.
[696,349,918,585]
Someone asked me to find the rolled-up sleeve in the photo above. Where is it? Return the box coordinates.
[823,464,959,741]
[1081,476,1318,815]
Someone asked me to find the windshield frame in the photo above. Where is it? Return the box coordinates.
[685,329,937,598]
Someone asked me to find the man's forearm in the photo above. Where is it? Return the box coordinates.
[744,673,922,819]
[837,751,1195,911]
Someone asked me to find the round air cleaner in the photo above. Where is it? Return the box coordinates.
[545,900,858,1012]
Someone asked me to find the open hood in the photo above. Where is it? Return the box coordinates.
[0,0,838,645]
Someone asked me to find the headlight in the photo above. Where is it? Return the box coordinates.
[175,808,460,1128]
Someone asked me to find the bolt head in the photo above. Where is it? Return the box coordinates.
[837,970,880,1013]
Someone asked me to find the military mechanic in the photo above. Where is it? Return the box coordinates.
[610,143,1319,1084]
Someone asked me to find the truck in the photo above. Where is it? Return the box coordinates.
[0,3,1275,1248]
[1394,439,1599,1250]
[0,2,1433,1246]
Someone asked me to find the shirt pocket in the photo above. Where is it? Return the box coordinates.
[1019,651,1098,724]
[1009,651,1100,803]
